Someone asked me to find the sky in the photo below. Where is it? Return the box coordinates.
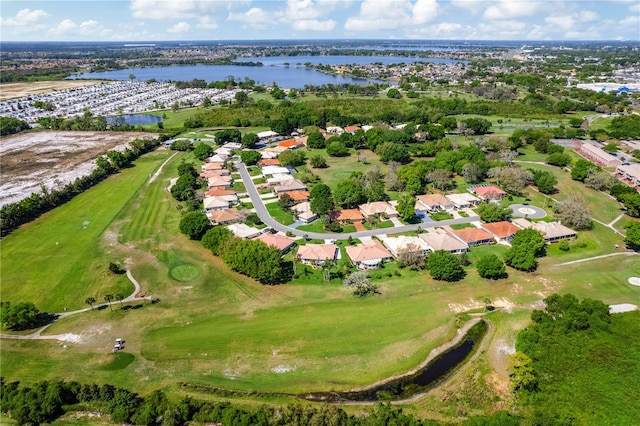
[1,1,639,42]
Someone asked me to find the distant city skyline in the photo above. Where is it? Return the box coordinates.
[1,1,639,42]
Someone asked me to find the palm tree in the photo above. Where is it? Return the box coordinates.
[85,297,96,310]
[116,293,125,308]
[104,294,113,312]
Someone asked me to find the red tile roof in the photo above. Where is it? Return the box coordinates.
[452,227,494,244]
[472,186,507,199]
[257,233,296,252]
[330,209,364,222]
[258,158,281,166]
[279,190,310,201]
[482,221,520,238]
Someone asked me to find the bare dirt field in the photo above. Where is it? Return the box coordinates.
[0,131,158,206]
[0,80,103,101]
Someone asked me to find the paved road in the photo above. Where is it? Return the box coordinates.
[237,161,481,240]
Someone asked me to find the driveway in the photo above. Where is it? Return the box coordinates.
[237,161,483,240]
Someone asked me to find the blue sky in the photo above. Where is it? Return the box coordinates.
[1,1,639,41]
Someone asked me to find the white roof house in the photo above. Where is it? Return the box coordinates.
[261,165,291,176]
[292,201,318,223]
[419,229,468,254]
[379,235,430,258]
[257,130,279,140]
[445,193,481,208]
[227,223,262,239]
[267,174,295,186]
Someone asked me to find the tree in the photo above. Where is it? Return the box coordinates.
[530,169,558,194]
[476,254,506,279]
[461,162,483,183]
[397,244,426,270]
[309,155,327,168]
[201,226,233,255]
[0,301,40,330]
[427,250,465,281]
[427,168,454,191]
[343,272,378,297]
[116,293,125,307]
[85,297,96,310]
[463,117,492,135]
[326,141,349,157]
[334,178,366,209]
[307,131,326,149]
[554,195,592,230]
[512,228,546,257]
[104,295,114,312]
[239,150,262,166]
[278,193,294,210]
[385,161,404,191]
[221,239,284,284]
[193,143,213,161]
[488,167,533,195]
[278,149,306,167]
[584,170,616,191]
[376,142,411,163]
[504,244,537,271]
[215,129,242,144]
[620,192,640,217]
[396,193,416,221]
[509,351,538,392]
[476,202,512,223]
[571,159,599,182]
[546,152,572,167]
[179,211,212,240]
[241,133,259,149]
[624,221,640,249]
[309,183,334,215]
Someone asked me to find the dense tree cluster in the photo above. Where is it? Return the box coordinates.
[504,228,546,272]
[427,250,465,282]
[476,202,512,223]
[171,162,202,202]
[0,302,40,330]
[0,117,30,136]
[476,254,506,280]
[179,211,212,241]
[553,195,592,230]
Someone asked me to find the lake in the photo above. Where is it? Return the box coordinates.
[70,55,464,88]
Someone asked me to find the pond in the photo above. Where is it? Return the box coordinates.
[106,114,162,126]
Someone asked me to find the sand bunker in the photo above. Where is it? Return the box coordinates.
[628,277,640,287]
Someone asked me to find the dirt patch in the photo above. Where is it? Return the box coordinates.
[0,80,103,101]
[0,131,157,206]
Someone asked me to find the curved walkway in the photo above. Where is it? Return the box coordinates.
[553,251,639,266]
[0,270,147,340]
[237,162,480,240]
[149,151,178,183]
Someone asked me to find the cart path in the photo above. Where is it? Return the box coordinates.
[554,251,639,266]
[0,270,147,340]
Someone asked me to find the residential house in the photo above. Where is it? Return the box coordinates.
[257,233,296,254]
[278,139,303,150]
[577,143,622,168]
[227,223,262,239]
[330,209,364,223]
[258,158,280,167]
[344,125,361,134]
[279,190,310,203]
[261,165,291,176]
[415,194,454,216]
[203,195,237,211]
[379,235,430,258]
[207,208,241,225]
[418,229,468,254]
[256,130,279,141]
[296,244,339,266]
[208,153,228,164]
[275,179,307,194]
[205,187,235,197]
[469,185,507,201]
[267,174,295,186]
[451,227,495,246]
[482,221,521,242]
[207,175,233,189]
[615,163,640,189]
[512,218,577,243]
[201,169,230,178]
[359,201,398,219]
[326,126,344,135]
[291,201,318,223]
[345,240,393,269]
[445,193,481,208]
[202,162,224,172]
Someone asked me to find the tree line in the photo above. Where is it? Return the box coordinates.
[0,136,166,237]
[0,377,523,426]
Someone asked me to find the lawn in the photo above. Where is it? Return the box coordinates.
[265,202,295,225]
[301,148,388,190]
[1,132,639,423]
[0,150,174,312]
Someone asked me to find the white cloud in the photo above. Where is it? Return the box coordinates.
[130,0,198,20]
[1,8,49,26]
[450,0,485,13]
[51,19,78,35]
[345,0,440,32]
[228,7,272,28]
[578,10,599,23]
[196,15,218,30]
[167,21,191,33]
[292,19,337,31]
[630,4,640,13]
[483,1,542,20]
[619,15,639,26]
[545,15,575,32]
[49,19,112,37]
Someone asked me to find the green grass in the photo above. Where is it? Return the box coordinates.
[265,203,294,225]
[296,221,328,233]
[429,211,454,221]
[363,220,394,230]
[301,148,387,190]
[145,107,201,129]
[0,150,174,312]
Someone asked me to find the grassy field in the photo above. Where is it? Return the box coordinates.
[299,148,387,190]
[1,137,639,422]
[0,149,173,312]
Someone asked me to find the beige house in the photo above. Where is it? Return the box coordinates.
[359,201,398,219]
[207,208,241,225]
[291,201,318,223]
[577,143,622,168]
[296,244,339,266]
[379,235,430,258]
[419,229,468,254]
[615,163,640,188]
[513,218,577,243]
[257,233,296,254]
[346,240,393,269]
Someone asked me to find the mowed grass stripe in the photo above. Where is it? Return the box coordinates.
[1,151,172,312]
